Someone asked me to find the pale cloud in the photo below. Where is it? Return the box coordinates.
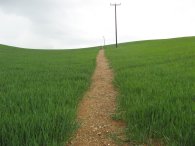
[0,0,195,49]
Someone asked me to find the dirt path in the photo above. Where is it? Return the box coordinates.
[67,49,128,146]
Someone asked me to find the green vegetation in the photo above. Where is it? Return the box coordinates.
[105,37,195,146]
[0,45,98,146]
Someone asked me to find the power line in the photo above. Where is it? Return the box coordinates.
[110,3,121,48]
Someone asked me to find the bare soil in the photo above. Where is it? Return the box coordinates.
[67,49,128,146]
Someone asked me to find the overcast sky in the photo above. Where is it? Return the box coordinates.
[0,0,195,49]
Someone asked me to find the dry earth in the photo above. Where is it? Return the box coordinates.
[67,49,129,146]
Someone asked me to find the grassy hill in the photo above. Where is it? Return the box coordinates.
[105,37,195,146]
[0,36,194,146]
[0,45,99,146]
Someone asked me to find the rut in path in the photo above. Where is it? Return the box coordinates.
[68,49,127,146]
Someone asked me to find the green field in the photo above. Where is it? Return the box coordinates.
[0,45,98,146]
[0,37,194,146]
[105,37,195,146]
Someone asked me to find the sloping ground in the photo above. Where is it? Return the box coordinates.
[68,49,128,146]
[0,45,98,146]
[105,37,195,146]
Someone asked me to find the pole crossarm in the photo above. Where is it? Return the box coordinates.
[110,3,121,6]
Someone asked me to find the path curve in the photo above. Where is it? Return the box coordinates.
[67,49,127,146]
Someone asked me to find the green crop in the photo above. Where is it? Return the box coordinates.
[0,45,98,146]
[105,37,195,146]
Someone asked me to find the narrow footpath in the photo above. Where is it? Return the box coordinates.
[68,49,128,146]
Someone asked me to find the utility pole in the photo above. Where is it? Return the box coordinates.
[103,36,105,47]
[110,3,121,48]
